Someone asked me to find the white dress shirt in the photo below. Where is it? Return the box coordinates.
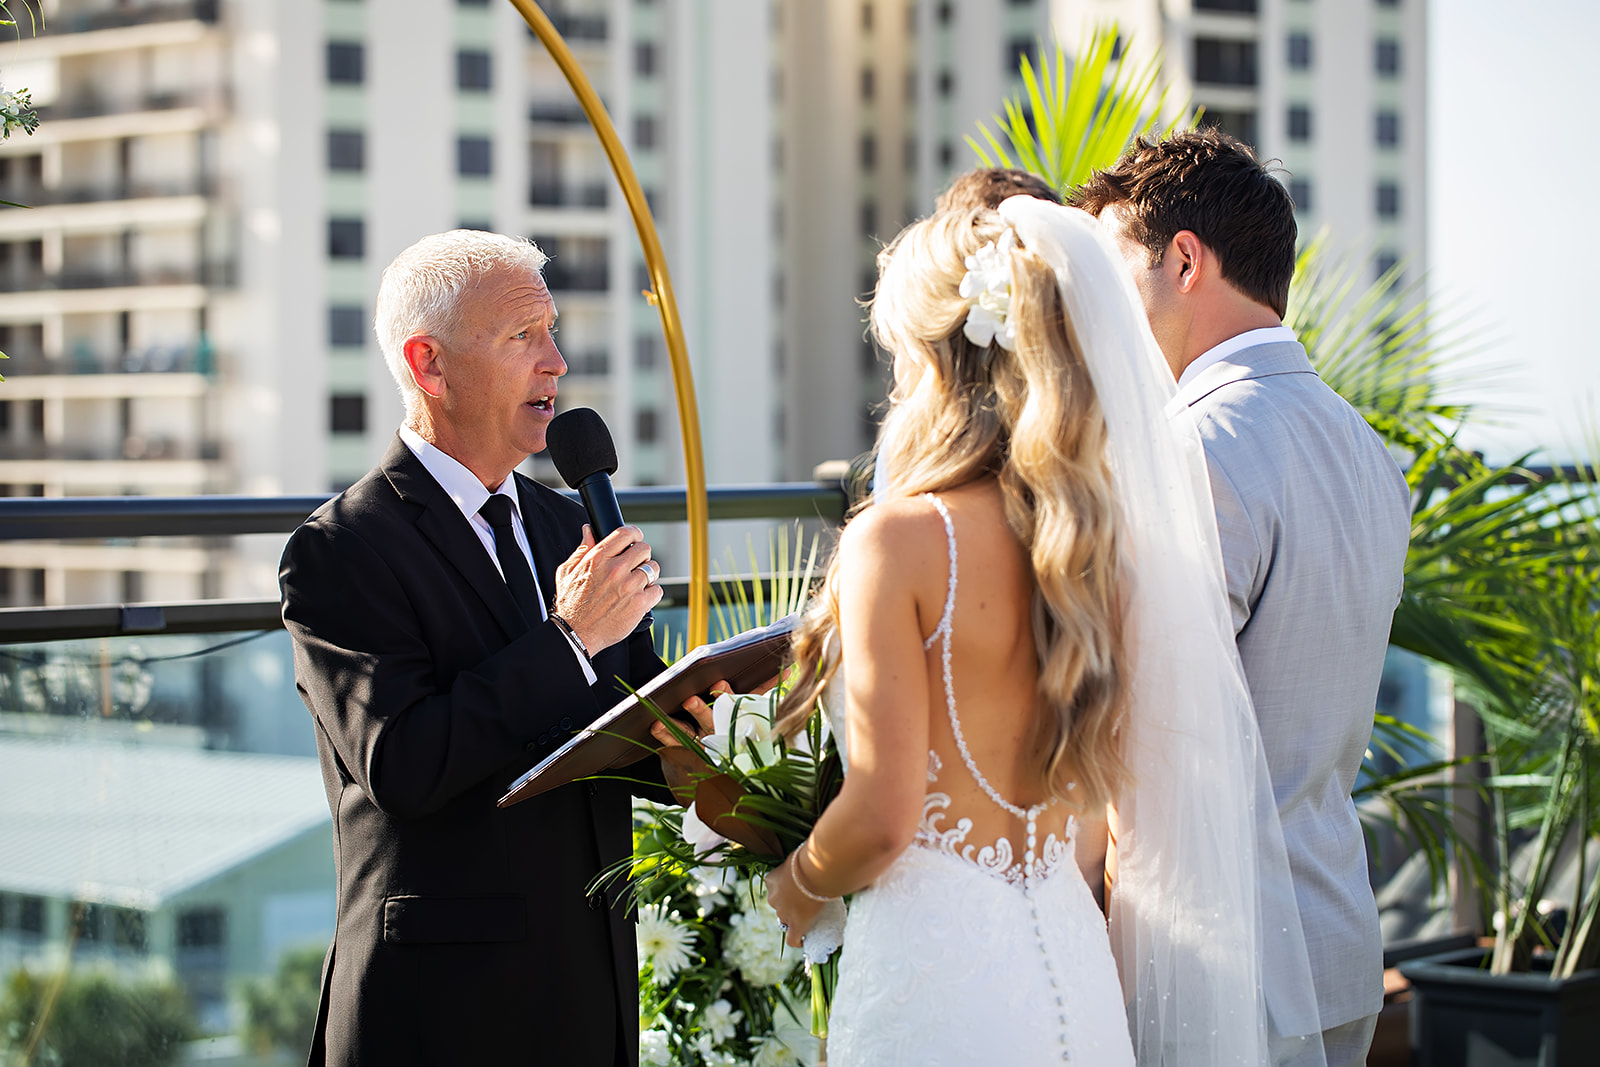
[399,426,595,684]
[1177,325,1298,389]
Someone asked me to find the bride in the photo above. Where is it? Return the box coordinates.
[766,198,1323,1065]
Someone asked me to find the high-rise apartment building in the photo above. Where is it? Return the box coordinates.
[0,0,1424,605]
[1053,0,1427,282]
[1,0,781,601]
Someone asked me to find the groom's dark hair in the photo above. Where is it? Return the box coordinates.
[1069,129,1297,317]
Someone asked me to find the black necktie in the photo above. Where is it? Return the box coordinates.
[479,494,544,628]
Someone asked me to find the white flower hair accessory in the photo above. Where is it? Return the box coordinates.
[958,228,1019,353]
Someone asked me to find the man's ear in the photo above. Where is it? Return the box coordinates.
[402,335,447,400]
[1169,231,1206,295]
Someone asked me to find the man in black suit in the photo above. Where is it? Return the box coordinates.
[280,230,707,1066]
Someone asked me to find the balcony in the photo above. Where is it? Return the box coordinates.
[0,438,219,463]
[41,0,218,36]
[0,262,235,292]
[528,10,607,42]
[0,343,215,378]
[32,88,219,124]
[0,179,212,209]
[528,180,608,209]
[528,101,601,126]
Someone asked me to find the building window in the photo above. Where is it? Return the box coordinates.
[457,136,492,176]
[635,115,659,149]
[0,893,45,937]
[936,2,953,26]
[327,42,364,85]
[1201,109,1257,147]
[457,50,492,91]
[861,2,872,31]
[1288,178,1312,213]
[1375,251,1401,283]
[328,218,365,259]
[636,408,660,443]
[634,335,659,369]
[70,902,102,943]
[860,201,877,237]
[938,140,954,168]
[937,70,955,97]
[1376,110,1400,147]
[1194,0,1258,10]
[459,0,490,6]
[861,67,875,101]
[1375,39,1400,76]
[1376,181,1400,218]
[634,42,658,77]
[1194,38,1258,86]
[1376,0,1399,7]
[329,305,365,346]
[860,134,876,170]
[328,129,364,171]
[331,394,366,434]
[1287,105,1312,142]
[1287,33,1313,69]
[110,908,148,952]
[1005,37,1034,73]
[178,908,226,950]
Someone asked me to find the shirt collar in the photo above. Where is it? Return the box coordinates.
[1177,326,1298,389]
[398,425,521,525]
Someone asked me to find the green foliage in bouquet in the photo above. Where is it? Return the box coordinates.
[614,527,842,1064]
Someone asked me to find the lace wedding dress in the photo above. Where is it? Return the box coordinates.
[825,495,1135,1067]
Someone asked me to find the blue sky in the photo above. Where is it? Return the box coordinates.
[1430,0,1598,463]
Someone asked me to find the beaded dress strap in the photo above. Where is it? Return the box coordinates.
[918,495,1054,861]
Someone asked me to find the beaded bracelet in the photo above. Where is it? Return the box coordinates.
[788,848,836,903]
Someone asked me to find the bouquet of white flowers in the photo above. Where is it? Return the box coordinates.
[606,687,844,1066]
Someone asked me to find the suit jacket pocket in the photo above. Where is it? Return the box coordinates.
[382,895,526,944]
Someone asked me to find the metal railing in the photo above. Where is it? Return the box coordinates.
[0,482,850,642]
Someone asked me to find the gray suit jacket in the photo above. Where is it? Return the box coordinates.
[1178,340,1410,1031]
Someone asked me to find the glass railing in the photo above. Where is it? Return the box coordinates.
[0,482,848,1061]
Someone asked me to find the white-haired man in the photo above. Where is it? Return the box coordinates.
[280,230,710,1066]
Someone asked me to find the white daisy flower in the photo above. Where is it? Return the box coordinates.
[636,905,697,985]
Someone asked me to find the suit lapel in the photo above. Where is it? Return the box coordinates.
[515,473,566,614]
[1176,340,1320,409]
[379,435,528,639]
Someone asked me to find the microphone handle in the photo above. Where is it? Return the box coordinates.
[575,472,625,538]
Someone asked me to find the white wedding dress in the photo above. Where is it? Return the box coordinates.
[825,495,1135,1067]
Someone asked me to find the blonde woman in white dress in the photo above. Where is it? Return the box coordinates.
[767,198,1324,1066]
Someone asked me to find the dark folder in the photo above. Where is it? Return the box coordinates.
[497,614,797,807]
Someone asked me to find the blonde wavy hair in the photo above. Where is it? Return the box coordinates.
[779,208,1129,810]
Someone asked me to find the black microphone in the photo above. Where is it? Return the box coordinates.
[545,407,625,538]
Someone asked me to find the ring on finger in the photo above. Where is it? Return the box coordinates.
[637,560,660,586]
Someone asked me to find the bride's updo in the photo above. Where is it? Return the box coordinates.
[780,208,1128,810]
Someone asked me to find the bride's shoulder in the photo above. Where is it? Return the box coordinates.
[837,495,950,575]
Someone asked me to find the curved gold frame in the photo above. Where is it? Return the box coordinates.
[511,0,710,647]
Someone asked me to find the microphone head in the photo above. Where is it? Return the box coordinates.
[545,407,618,487]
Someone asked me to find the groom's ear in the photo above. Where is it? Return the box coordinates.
[1169,231,1206,295]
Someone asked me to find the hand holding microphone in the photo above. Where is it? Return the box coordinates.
[546,408,664,653]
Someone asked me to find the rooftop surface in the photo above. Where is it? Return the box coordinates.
[0,735,327,909]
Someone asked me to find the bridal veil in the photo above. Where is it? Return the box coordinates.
[999,197,1326,1066]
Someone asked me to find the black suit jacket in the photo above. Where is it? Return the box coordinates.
[279,436,668,1066]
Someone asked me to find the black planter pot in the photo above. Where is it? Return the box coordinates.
[1398,947,1600,1067]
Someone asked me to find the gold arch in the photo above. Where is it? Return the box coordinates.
[511,0,710,648]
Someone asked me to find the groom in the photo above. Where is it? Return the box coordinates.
[1075,131,1410,1067]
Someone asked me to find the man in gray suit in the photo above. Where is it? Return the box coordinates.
[1075,130,1411,1066]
